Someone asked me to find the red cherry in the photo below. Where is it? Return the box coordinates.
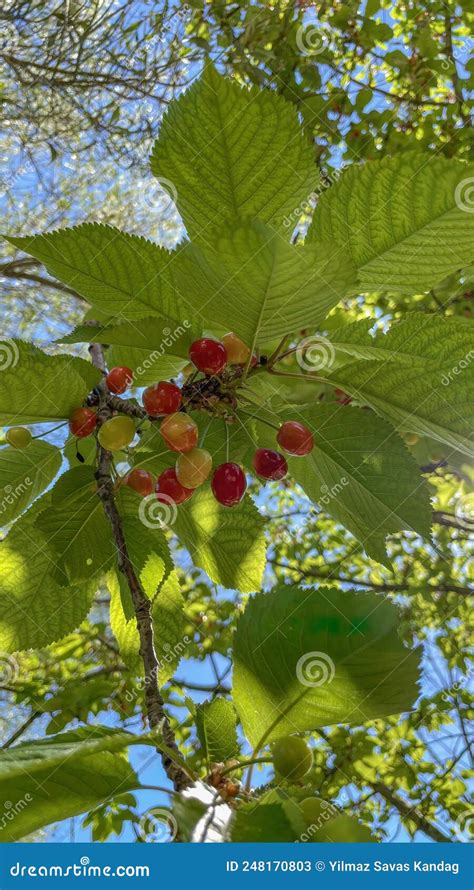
[189,338,228,376]
[335,388,352,406]
[252,448,288,480]
[211,463,247,506]
[106,366,133,394]
[156,467,193,505]
[69,407,97,438]
[277,421,314,456]
[160,413,199,453]
[126,468,154,497]
[143,381,182,416]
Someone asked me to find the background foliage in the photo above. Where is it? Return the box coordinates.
[0,0,472,844]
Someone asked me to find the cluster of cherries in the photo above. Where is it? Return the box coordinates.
[68,332,314,508]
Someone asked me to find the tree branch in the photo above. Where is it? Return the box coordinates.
[270,560,472,597]
[0,260,85,301]
[90,342,190,791]
[373,783,453,843]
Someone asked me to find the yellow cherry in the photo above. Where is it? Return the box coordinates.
[176,448,213,488]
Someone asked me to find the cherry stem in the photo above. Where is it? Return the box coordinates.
[238,408,280,431]
[268,369,327,383]
[199,415,214,448]
[32,421,68,439]
[267,334,292,368]
[219,756,273,778]
[225,420,230,462]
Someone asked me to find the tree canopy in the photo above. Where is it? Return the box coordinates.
[0,0,472,845]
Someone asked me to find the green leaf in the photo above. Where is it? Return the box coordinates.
[233,585,421,746]
[60,316,197,385]
[173,487,266,592]
[0,441,61,525]
[327,350,474,456]
[0,504,95,652]
[196,697,239,763]
[177,220,356,347]
[229,801,301,842]
[0,341,100,424]
[328,314,474,366]
[0,727,144,840]
[308,153,474,293]
[118,489,174,613]
[263,405,431,565]
[172,793,208,842]
[151,66,318,241]
[109,571,187,683]
[36,466,115,584]
[298,797,377,842]
[6,225,185,321]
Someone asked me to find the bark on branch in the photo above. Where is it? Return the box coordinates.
[373,783,453,843]
[90,343,190,791]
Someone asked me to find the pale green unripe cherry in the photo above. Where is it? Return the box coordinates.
[176,447,213,488]
[271,736,313,781]
[6,427,32,449]
[98,416,136,451]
